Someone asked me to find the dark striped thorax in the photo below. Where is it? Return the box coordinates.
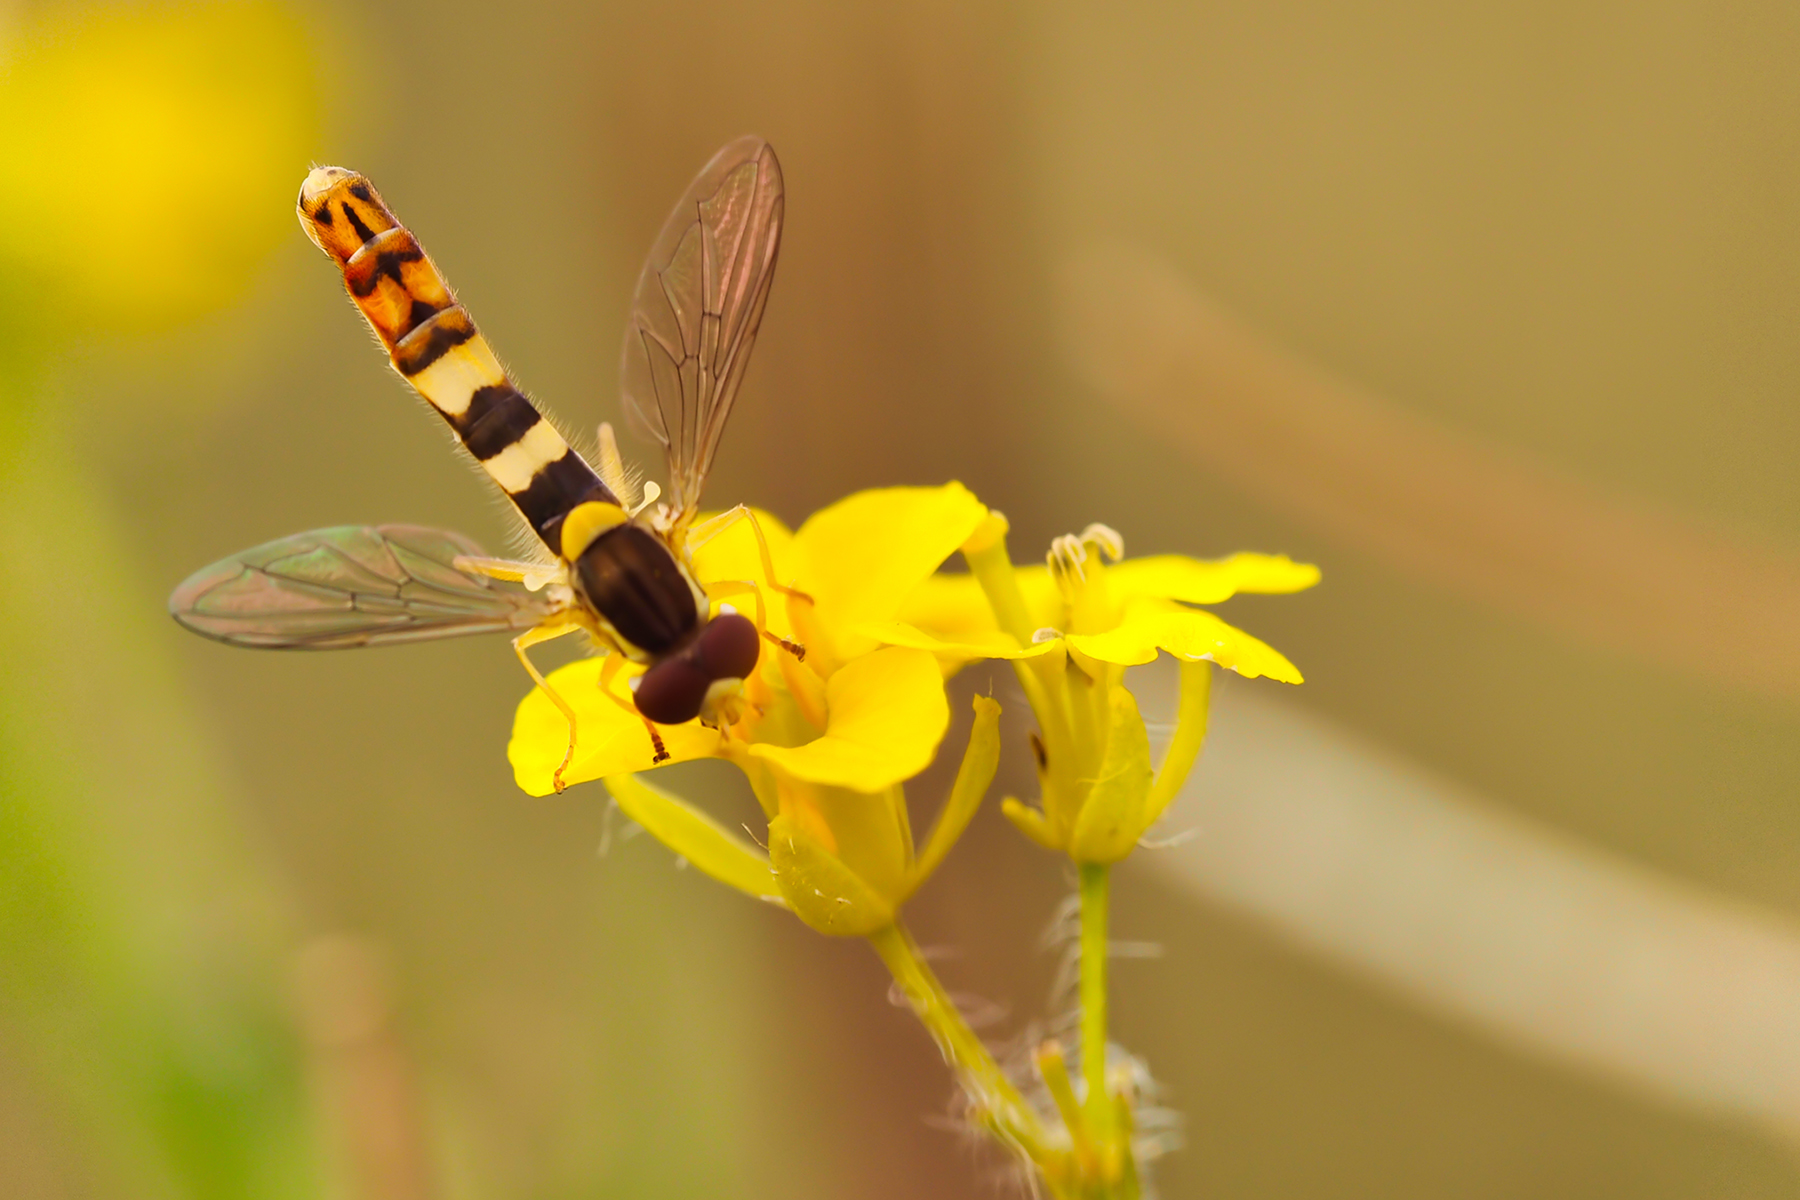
[556,500,707,662]
[295,168,707,665]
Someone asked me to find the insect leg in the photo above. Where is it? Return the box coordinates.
[598,654,670,764]
[682,508,739,551]
[513,623,585,792]
[642,719,670,763]
[687,505,814,606]
[455,555,564,592]
[740,507,814,606]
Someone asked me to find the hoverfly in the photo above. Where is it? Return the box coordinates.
[170,137,806,791]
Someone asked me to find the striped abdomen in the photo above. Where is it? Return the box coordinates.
[296,167,613,549]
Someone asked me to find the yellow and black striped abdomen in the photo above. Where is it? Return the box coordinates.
[296,166,615,548]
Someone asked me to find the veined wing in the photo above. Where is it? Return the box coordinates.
[169,525,564,649]
[621,136,784,522]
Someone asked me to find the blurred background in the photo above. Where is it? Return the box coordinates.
[3,0,1799,1196]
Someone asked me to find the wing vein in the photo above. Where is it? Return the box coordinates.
[169,525,561,650]
[619,137,784,523]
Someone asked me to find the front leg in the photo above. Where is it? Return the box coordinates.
[598,653,670,764]
[454,554,564,592]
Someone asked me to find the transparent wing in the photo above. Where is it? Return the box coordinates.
[621,136,784,521]
[169,525,562,649]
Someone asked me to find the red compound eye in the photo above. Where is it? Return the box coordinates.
[694,612,759,680]
[631,613,760,725]
[632,656,710,724]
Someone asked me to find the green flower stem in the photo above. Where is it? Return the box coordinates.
[867,923,1054,1162]
[1078,863,1111,1129]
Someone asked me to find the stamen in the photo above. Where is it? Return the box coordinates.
[1048,535,1090,609]
[1048,533,1089,584]
[1048,522,1126,620]
[1079,522,1125,561]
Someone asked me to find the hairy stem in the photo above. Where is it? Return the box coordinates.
[867,923,1052,1163]
[1079,862,1110,1128]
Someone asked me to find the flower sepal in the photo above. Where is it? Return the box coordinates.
[1067,684,1155,864]
[602,772,783,902]
[769,811,896,936]
[599,695,1004,937]
[767,693,1003,936]
[1000,667,1210,866]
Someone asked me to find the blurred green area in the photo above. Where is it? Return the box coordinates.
[0,8,321,1197]
[0,1,1797,1198]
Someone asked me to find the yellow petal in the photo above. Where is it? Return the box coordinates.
[897,568,1063,641]
[898,552,1319,642]
[747,647,949,791]
[792,484,989,657]
[1109,552,1321,604]
[1065,602,1304,682]
[508,658,721,796]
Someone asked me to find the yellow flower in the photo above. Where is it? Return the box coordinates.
[507,484,1001,934]
[865,518,1315,679]
[859,515,1319,864]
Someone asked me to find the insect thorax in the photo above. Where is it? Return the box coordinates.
[571,524,704,659]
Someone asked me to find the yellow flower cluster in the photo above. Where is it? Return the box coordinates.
[510,484,998,934]
[508,480,1315,922]
[507,481,1317,1197]
[878,512,1313,864]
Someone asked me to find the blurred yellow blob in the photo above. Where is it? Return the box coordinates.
[0,2,318,324]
